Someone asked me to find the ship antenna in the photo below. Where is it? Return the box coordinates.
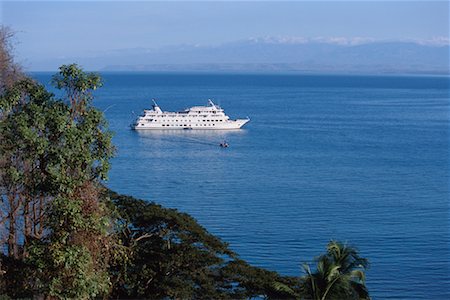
[152,98,159,107]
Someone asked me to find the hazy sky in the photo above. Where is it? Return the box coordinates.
[1,1,449,64]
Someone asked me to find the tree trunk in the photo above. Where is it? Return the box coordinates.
[7,192,18,258]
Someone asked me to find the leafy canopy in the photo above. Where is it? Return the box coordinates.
[1,64,114,299]
[106,190,298,299]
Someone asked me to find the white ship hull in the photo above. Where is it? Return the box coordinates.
[134,119,249,130]
[132,99,249,130]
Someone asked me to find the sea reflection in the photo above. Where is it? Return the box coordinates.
[135,129,247,147]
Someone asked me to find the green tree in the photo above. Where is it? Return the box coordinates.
[51,63,103,118]
[1,64,114,298]
[273,241,370,300]
[26,64,113,298]
[299,241,370,300]
[0,79,56,261]
[106,190,298,299]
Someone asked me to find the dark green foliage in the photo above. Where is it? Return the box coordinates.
[52,63,103,118]
[272,241,370,300]
[0,255,34,299]
[106,190,298,299]
[221,259,300,299]
[23,65,113,298]
[298,241,370,300]
[0,78,62,259]
[1,65,114,298]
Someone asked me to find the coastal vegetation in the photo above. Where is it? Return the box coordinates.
[0,27,370,299]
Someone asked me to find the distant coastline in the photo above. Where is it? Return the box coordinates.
[100,63,450,76]
[25,40,450,75]
[28,69,450,78]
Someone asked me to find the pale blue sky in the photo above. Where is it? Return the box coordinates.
[1,1,449,68]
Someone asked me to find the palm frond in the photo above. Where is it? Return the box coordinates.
[272,281,299,298]
[350,269,366,284]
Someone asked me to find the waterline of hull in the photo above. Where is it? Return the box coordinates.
[132,119,250,130]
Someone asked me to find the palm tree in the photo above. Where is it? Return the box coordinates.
[299,241,370,300]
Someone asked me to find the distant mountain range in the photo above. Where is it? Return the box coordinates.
[31,37,450,74]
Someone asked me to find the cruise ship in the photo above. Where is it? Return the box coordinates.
[132,99,250,130]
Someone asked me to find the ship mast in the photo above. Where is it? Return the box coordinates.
[151,98,162,113]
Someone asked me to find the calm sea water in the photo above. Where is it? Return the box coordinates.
[33,73,449,299]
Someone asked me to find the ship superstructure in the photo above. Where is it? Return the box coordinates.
[132,99,249,130]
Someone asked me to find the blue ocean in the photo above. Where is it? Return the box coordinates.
[33,73,450,299]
